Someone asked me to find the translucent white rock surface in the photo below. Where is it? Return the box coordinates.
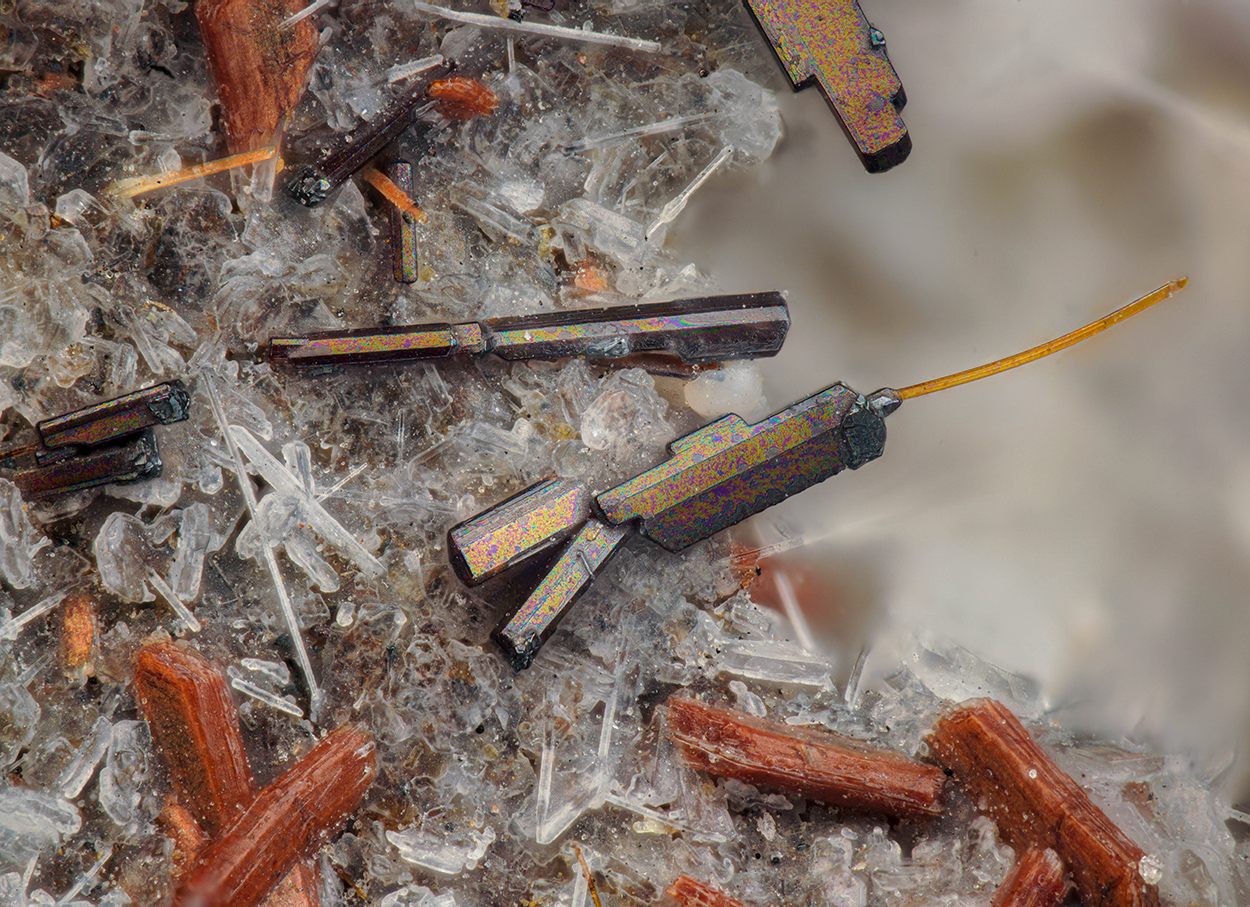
[0,0,1242,904]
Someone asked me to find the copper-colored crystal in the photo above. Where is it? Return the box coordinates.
[263,863,322,907]
[666,875,749,907]
[133,642,257,834]
[134,642,322,907]
[428,76,500,121]
[927,699,1158,907]
[173,725,377,907]
[59,588,99,681]
[195,0,319,153]
[159,799,209,879]
[664,697,945,819]
[991,848,1068,907]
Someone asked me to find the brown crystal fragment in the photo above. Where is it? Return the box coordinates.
[664,697,945,819]
[160,799,209,879]
[59,588,99,681]
[666,875,749,907]
[263,863,322,907]
[927,699,1158,907]
[428,77,500,121]
[195,0,319,153]
[174,725,377,907]
[991,848,1068,907]
[133,642,256,834]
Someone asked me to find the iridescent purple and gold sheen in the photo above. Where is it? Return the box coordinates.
[37,382,191,451]
[744,0,909,172]
[485,293,789,362]
[17,431,162,498]
[492,519,628,670]
[269,325,467,366]
[448,478,593,585]
[268,292,789,367]
[389,161,419,283]
[450,383,898,668]
[598,384,886,550]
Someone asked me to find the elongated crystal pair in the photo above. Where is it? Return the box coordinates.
[450,385,902,668]
[7,381,190,499]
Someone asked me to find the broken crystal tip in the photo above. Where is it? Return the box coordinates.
[491,519,629,670]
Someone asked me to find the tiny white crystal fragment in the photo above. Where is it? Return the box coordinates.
[93,513,158,604]
[716,638,836,687]
[0,683,40,769]
[1138,853,1164,885]
[387,825,496,875]
[0,150,30,206]
[0,480,50,589]
[0,788,81,862]
[57,716,115,799]
[685,362,766,420]
[168,502,226,603]
[97,720,149,830]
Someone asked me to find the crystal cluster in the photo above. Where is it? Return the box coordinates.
[0,1,1243,906]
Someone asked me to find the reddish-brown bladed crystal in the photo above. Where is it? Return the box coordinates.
[134,642,257,833]
[195,0,319,153]
[991,848,1068,907]
[927,699,1158,907]
[665,697,944,819]
[666,875,749,907]
[174,725,377,907]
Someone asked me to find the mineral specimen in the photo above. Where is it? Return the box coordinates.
[665,695,945,819]
[990,848,1068,907]
[928,698,1158,907]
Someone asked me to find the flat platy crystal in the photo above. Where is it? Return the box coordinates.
[665,697,945,819]
[667,875,750,907]
[173,725,377,907]
[927,699,1158,907]
[991,848,1068,907]
[743,0,909,171]
[133,642,257,833]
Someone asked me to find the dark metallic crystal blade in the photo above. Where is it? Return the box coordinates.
[492,519,629,670]
[285,65,451,207]
[448,478,593,585]
[389,161,419,283]
[16,431,163,499]
[596,386,898,551]
[268,323,484,367]
[484,292,790,363]
[744,0,909,172]
[37,382,190,451]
